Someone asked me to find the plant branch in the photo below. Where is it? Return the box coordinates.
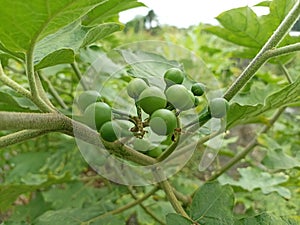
[0,111,156,165]
[157,125,180,162]
[0,63,31,98]
[279,63,293,83]
[173,188,192,206]
[153,167,190,219]
[25,50,54,112]
[223,1,300,101]
[0,112,69,130]
[83,186,159,224]
[0,129,53,148]
[35,71,55,108]
[71,62,88,91]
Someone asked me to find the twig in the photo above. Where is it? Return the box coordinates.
[279,63,293,83]
[83,186,159,224]
[71,62,88,91]
[153,167,190,219]
[35,71,55,108]
[0,63,31,98]
[0,130,53,148]
[127,186,166,225]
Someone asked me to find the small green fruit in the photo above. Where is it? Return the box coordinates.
[127,78,148,99]
[191,83,205,96]
[100,121,119,142]
[137,86,167,114]
[146,147,163,158]
[164,68,184,86]
[77,90,101,111]
[194,97,200,107]
[133,138,151,152]
[84,102,112,130]
[149,109,177,136]
[165,84,195,111]
[209,98,229,118]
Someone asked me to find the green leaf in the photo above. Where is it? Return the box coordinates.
[34,22,123,69]
[190,181,235,224]
[42,182,100,209]
[34,49,75,70]
[215,7,262,48]
[227,77,300,128]
[218,167,291,199]
[5,152,50,183]
[82,0,145,26]
[166,213,194,225]
[0,91,36,112]
[0,0,106,54]
[234,213,300,225]
[118,49,180,89]
[258,134,300,170]
[34,205,123,225]
[4,192,51,224]
[255,1,271,7]
[263,148,300,170]
[204,0,300,63]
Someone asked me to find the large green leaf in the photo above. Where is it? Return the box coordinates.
[227,76,300,128]
[204,0,300,61]
[208,7,262,48]
[218,167,291,199]
[190,182,235,224]
[0,0,106,54]
[34,22,123,69]
[82,0,145,26]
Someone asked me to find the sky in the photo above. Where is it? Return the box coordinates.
[119,0,269,28]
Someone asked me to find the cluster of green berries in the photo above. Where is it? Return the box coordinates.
[77,68,229,158]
